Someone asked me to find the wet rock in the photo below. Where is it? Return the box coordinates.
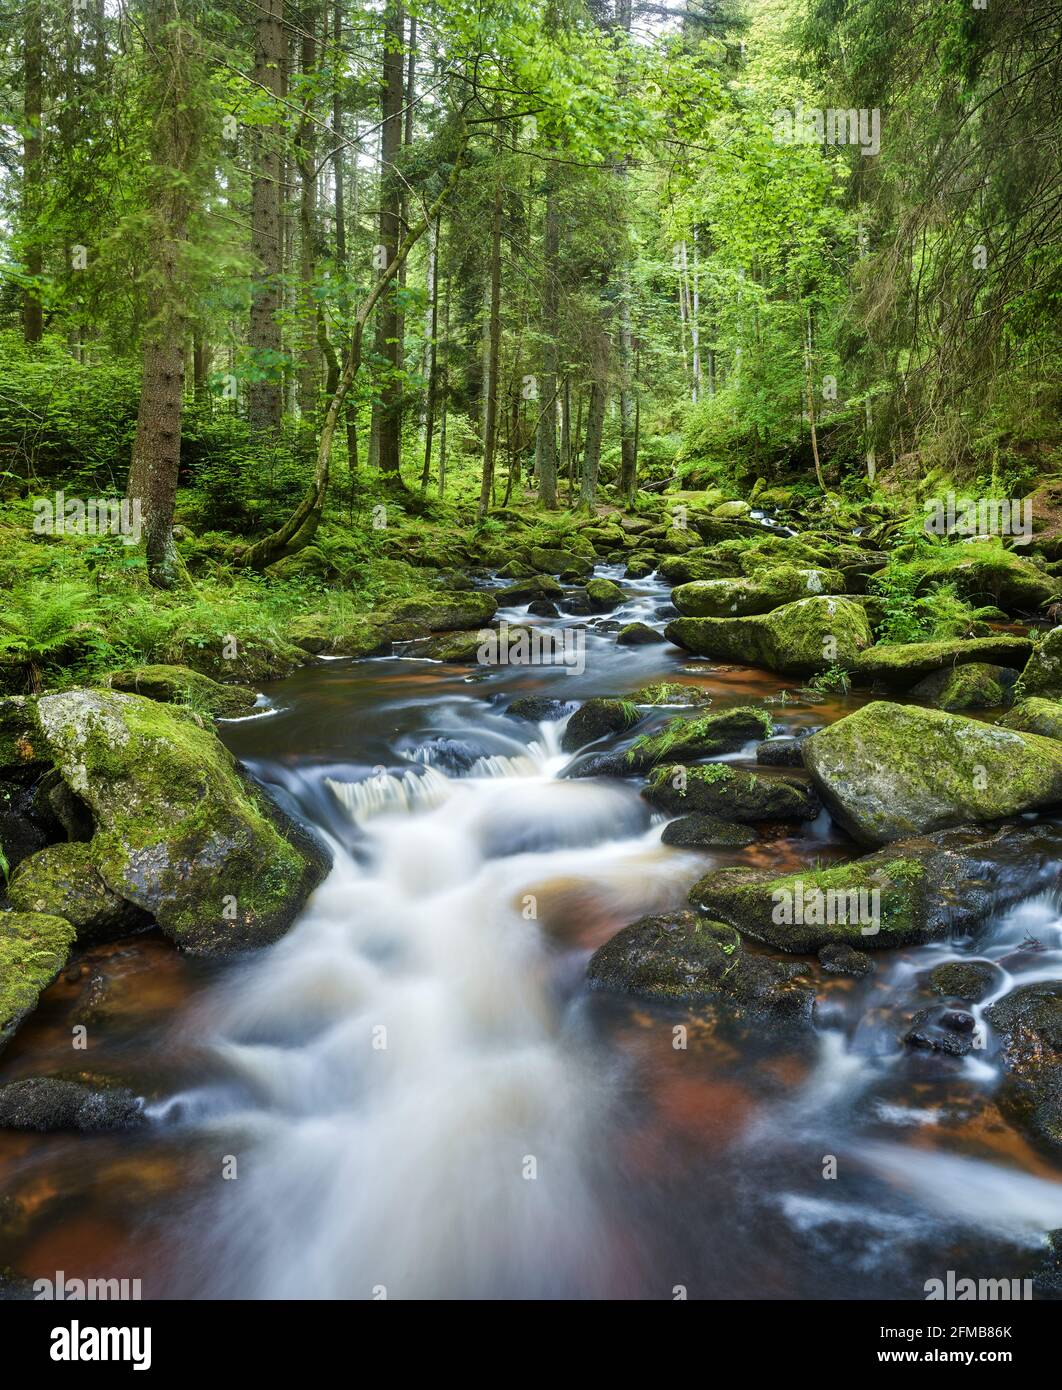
[8,842,151,941]
[660,815,757,849]
[666,596,872,676]
[853,636,1032,687]
[986,982,1062,1156]
[0,1076,144,1132]
[528,547,594,580]
[390,591,498,632]
[0,913,76,1054]
[586,911,814,1024]
[928,959,1000,1003]
[107,664,258,719]
[713,500,753,520]
[624,554,657,579]
[0,781,53,872]
[902,1005,977,1057]
[803,700,1062,845]
[406,737,486,775]
[624,706,773,771]
[818,942,875,977]
[585,577,627,611]
[527,599,560,618]
[999,697,1062,742]
[1032,1230,1062,1295]
[644,764,819,823]
[616,622,665,646]
[671,566,845,619]
[756,737,805,767]
[35,689,330,955]
[0,1269,35,1301]
[1020,627,1062,698]
[689,825,1060,954]
[507,695,576,722]
[910,662,1019,711]
[561,698,642,752]
[627,681,708,707]
[496,575,564,605]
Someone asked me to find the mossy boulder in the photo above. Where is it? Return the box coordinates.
[671,566,845,619]
[986,983,1062,1157]
[660,815,757,849]
[107,664,258,718]
[34,689,330,954]
[390,591,497,632]
[1020,627,1062,697]
[585,911,813,1023]
[627,681,708,707]
[0,912,76,1054]
[177,634,305,684]
[910,662,1018,711]
[0,697,48,782]
[8,843,150,941]
[507,696,576,722]
[624,706,773,771]
[643,763,819,822]
[616,622,665,646]
[690,825,1053,953]
[666,596,872,676]
[712,500,753,520]
[999,697,1062,741]
[624,554,658,579]
[893,542,1058,614]
[853,635,1032,687]
[585,577,628,611]
[528,547,593,579]
[496,575,564,604]
[756,737,805,768]
[286,614,422,658]
[657,553,739,584]
[561,698,642,752]
[803,700,1062,845]
[928,959,1001,1003]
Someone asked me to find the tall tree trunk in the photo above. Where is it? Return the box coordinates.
[477,160,503,518]
[804,308,826,494]
[372,0,405,480]
[438,273,450,498]
[419,217,440,492]
[535,168,559,508]
[127,0,203,589]
[22,0,44,345]
[580,377,606,510]
[295,9,319,421]
[247,0,285,436]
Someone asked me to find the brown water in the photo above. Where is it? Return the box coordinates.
[2,569,1061,1299]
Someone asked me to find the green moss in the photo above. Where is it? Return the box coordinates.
[0,912,77,1051]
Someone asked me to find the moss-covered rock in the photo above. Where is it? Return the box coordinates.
[616,622,666,646]
[585,577,628,611]
[887,541,1058,615]
[803,700,1062,845]
[660,815,758,848]
[286,613,422,658]
[671,566,845,618]
[1020,626,1062,698]
[390,590,497,632]
[853,635,1033,687]
[666,595,872,676]
[643,763,819,822]
[910,662,1018,710]
[690,825,1052,952]
[626,681,709,707]
[657,553,739,584]
[819,942,875,977]
[8,842,149,941]
[756,737,805,767]
[928,959,1000,1003]
[34,689,330,954]
[585,910,814,1023]
[107,664,258,718]
[561,697,642,752]
[496,575,564,604]
[712,499,753,520]
[624,553,658,579]
[986,983,1062,1157]
[624,706,773,770]
[0,697,48,782]
[999,697,1062,741]
[506,696,576,722]
[528,547,593,579]
[0,912,76,1053]
[177,634,305,684]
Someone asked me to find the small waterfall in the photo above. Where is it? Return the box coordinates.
[326,766,451,822]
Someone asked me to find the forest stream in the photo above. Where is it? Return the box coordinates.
[2,561,1060,1300]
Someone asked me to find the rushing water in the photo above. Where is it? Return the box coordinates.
[2,567,1061,1299]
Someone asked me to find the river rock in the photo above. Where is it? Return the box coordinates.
[507,696,576,722]
[616,622,665,645]
[986,982,1062,1156]
[671,566,845,618]
[928,959,1001,1003]
[107,665,258,718]
[910,662,1018,710]
[624,554,657,578]
[818,942,875,977]
[998,697,1062,741]
[0,913,76,1054]
[643,764,819,822]
[689,825,1061,953]
[390,591,498,632]
[623,706,773,771]
[528,547,594,579]
[902,1005,977,1057]
[585,577,627,611]
[7,842,150,941]
[756,737,805,767]
[34,689,330,954]
[1020,627,1062,697]
[586,912,814,1023]
[666,596,872,676]
[802,700,1062,844]
[495,575,564,604]
[853,636,1032,687]
[660,815,758,848]
[0,1076,145,1132]
[561,698,642,752]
